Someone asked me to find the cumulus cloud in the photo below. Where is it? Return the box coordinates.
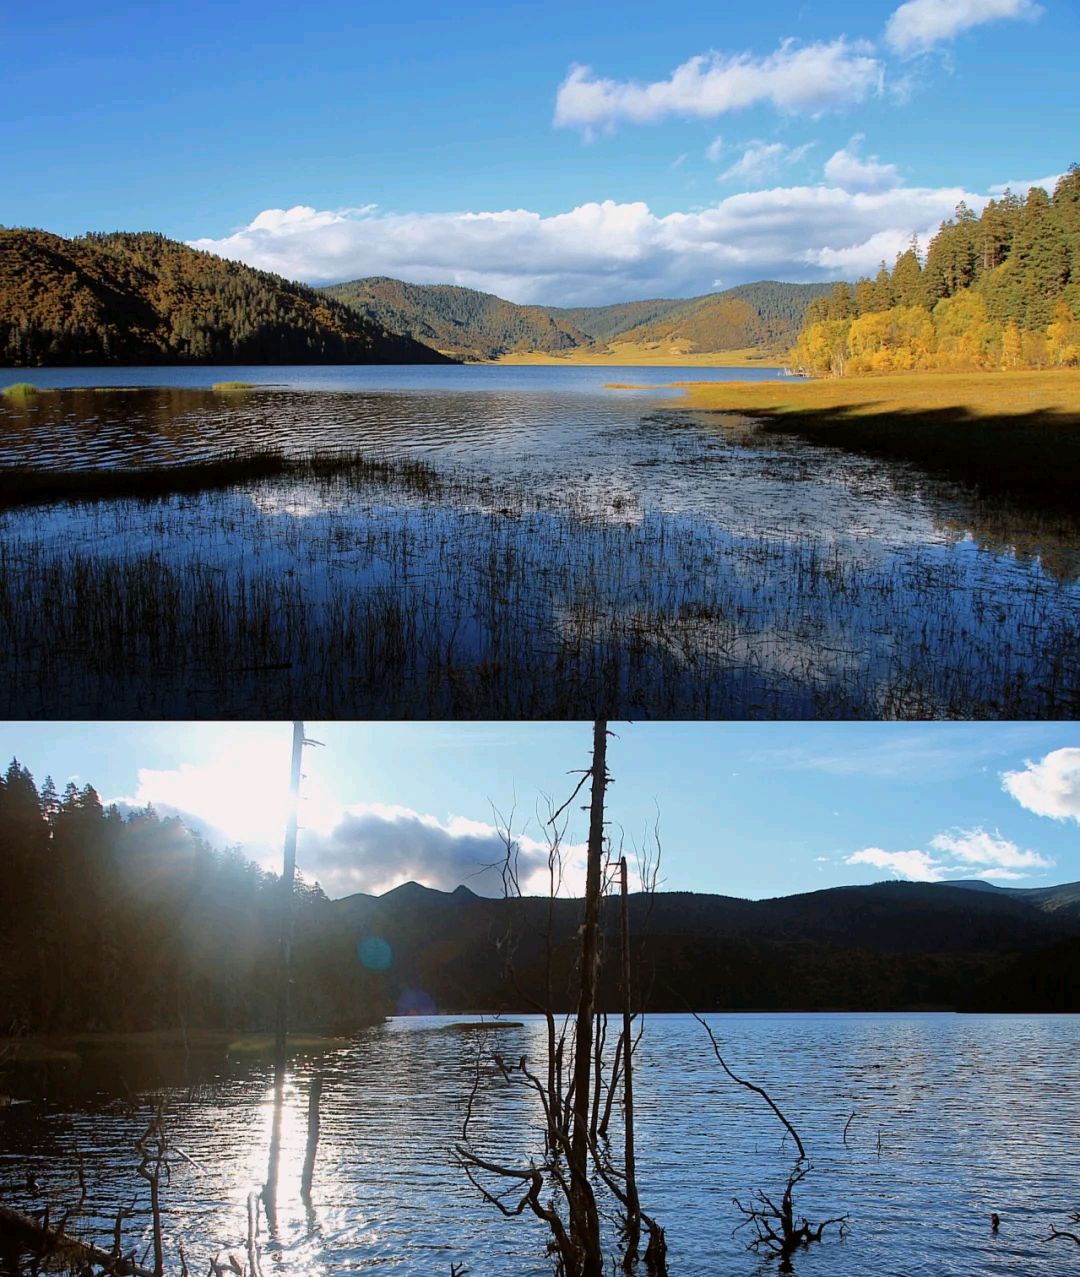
[297,804,586,899]
[847,847,946,881]
[705,135,725,163]
[846,826,1052,882]
[927,828,1052,870]
[1002,748,1080,823]
[553,39,883,132]
[885,0,1043,55]
[190,180,985,305]
[721,141,812,183]
[824,138,901,192]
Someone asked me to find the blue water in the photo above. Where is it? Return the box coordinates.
[1,370,1077,717]
[1,1014,1077,1276]
[0,362,792,392]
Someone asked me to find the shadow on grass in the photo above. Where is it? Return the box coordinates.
[751,405,1080,513]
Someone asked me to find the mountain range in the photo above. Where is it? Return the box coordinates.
[324,276,831,360]
[331,877,1080,1014]
[0,227,831,367]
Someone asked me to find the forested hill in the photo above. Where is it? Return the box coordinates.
[0,760,389,1035]
[323,276,591,361]
[324,278,831,359]
[0,230,453,367]
[595,281,833,353]
[793,163,1080,375]
[333,877,1080,1014]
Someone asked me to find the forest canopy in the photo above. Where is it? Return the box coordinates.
[792,164,1080,376]
[0,230,453,367]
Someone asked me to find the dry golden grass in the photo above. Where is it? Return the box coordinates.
[649,368,1080,509]
[491,343,782,367]
[672,368,1080,419]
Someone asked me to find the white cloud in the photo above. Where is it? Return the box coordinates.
[113,741,340,849]
[928,828,1052,870]
[297,804,586,899]
[847,847,946,881]
[705,135,725,163]
[721,141,813,183]
[885,0,1043,55]
[846,826,1052,882]
[988,173,1064,197]
[553,39,883,132]
[190,180,986,305]
[1002,748,1080,823]
[113,751,588,899]
[824,138,901,193]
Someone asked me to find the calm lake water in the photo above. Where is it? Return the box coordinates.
[1,366,1077,717]
[2,1014,1077,1277]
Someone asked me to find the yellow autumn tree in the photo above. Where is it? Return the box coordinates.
[932,292,998,368]
[1000,321,1023,369]
[847,306,935,373]
[1046,300,1080,366]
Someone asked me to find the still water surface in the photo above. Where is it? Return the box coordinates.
[2,1014,1077,1276]
[1,366,1077,717]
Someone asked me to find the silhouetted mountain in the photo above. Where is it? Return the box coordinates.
[0,230,453,367]
[325,278,832,358]
[323,276,590,360]
[333,877,1080,1014]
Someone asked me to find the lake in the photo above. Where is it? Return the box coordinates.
[1,1014,1077,1276]
[1,365,1077,718]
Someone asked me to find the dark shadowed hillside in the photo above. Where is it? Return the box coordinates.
[332,878,1080,1014]
[0,230,453,367]
[323,276,590,360]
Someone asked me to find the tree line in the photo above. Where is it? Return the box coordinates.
[0,759,386,1035]
[0,230,451,367]
[792,163,1080,376]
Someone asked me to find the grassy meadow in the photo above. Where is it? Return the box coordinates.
[647,368,1080,509]
[492,342,783,367]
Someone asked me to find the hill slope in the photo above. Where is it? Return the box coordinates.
[601,281,833,353]
[0,230,453,367]
[332,877,1080,1014]
[323,276,590,360]
[325,278,832,359]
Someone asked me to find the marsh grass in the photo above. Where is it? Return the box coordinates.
[0,449,444,508]
[2,382,40,402]
[1,464,1076,718]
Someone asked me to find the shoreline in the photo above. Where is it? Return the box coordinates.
[649,368,1080,513]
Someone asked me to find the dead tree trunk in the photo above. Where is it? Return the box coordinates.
[619,856,641,1263]
[273,719,305,1087]
[567,718,607,1277]
[266,720,306,1219]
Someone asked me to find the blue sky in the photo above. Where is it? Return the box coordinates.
[3,0,1076,303]
[2,722,1077,900]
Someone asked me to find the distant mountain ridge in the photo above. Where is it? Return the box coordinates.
[323,276,591,361]
[331,877,1080,1014]
[0,230,453,367]
[323,277,833,360]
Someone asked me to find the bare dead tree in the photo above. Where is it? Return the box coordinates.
[135,1108,169,1277]
[1047,1210,1080,1246]
[456,722,667,1277]
[692,1012,847,1269]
